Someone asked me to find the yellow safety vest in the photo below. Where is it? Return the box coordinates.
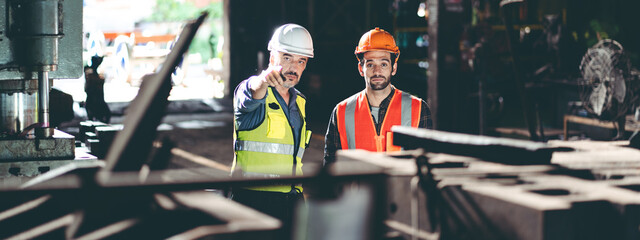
[233,87,311,192]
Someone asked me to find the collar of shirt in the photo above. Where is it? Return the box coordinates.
[270,86,298,114]
[376,86,396,110]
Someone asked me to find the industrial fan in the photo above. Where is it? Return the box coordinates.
[579,39,639,139]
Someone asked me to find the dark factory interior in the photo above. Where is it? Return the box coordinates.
[1,0,640,239]
[227,0,640,141]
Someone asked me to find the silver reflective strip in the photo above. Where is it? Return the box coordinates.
[235,140,305,158]
[242,172,302,188]
[243,172,281,178]
[344,95,358,149]
[401,92,413,127]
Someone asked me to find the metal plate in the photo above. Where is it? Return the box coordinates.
[0,129,75,161]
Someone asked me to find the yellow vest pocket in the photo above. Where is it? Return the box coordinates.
[267,114,287,138]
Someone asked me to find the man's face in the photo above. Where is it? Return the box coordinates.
[271,51,309,89]
[358,51,397,91]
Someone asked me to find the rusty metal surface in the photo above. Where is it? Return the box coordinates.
[0,130,75,161]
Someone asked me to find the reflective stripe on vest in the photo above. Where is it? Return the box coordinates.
[242,172,302,189]
[235,140,305,159]
[243,171,281,178]
[401,92,413,127]
[338,89,421,152]
[344,94,358,149]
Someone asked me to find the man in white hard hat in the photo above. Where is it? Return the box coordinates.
[231,23,314,239]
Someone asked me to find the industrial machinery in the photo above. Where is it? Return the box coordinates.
[579,39,640,139]
[0,0,89,177]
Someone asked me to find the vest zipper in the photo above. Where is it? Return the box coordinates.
[291,125,298,176]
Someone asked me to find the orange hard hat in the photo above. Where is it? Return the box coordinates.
[355,27,400,61]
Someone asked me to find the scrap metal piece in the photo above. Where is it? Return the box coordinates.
[392,126,572,165]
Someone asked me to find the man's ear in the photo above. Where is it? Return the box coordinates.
[358,63,364,76]
[268,53,276,66]
[391,62,398,76]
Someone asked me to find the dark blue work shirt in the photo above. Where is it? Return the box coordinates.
[234,77,303,149]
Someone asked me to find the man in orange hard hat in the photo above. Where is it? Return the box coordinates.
[324,27,432,164]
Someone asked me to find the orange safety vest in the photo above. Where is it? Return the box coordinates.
[337,89,421,152]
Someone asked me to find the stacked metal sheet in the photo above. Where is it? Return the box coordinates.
[336,127,640,240]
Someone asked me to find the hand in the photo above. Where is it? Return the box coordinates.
[259,65,285,88]
[249,65,284,99]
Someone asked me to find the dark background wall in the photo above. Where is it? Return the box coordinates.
[226,0,640,138]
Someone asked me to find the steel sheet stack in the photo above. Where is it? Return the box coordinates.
[337,127,640,240]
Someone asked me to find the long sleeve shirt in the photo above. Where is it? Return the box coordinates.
[323,87,432,165]
[234,77,303,149]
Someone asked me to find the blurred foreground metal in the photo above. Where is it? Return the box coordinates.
[336,126,640,240]
[0,160,388,239]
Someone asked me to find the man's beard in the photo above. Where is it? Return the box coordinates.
[283,81,297,89]
[369,75,390,90]
[282,72,299,88]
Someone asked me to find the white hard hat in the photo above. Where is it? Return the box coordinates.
[268,23,314,58]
